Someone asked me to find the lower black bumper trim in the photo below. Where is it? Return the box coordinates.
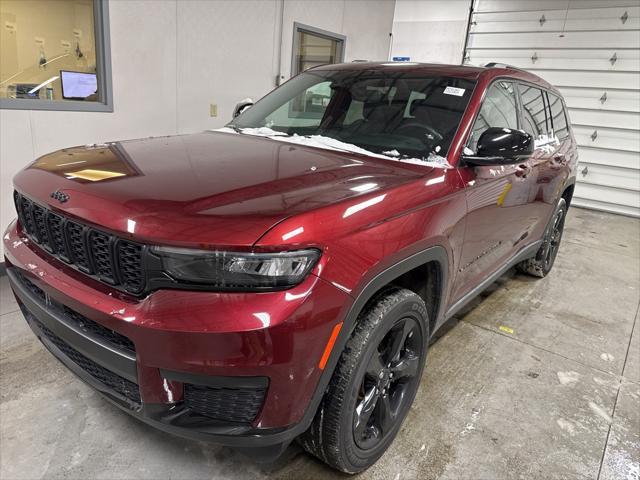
[7,268,137,382]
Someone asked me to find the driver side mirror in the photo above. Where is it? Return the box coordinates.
[462,127,533,166]
[232,98,254,118]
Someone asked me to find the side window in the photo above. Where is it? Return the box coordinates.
[518,84,548,140]
[547,92,569,139]
[468,81,518,152]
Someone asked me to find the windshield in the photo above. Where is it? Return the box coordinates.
[228,69,476,162]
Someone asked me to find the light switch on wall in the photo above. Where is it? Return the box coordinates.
[210,103,217,117]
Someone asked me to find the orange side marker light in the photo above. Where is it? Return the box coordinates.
[318,322,343,370]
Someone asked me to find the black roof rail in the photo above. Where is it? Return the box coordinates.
[484,62,521,70]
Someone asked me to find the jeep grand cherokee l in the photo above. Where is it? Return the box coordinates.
[4,62,577,473]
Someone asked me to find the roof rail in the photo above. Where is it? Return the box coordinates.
[484,62,521,70]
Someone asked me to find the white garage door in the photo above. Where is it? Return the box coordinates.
[464,0,640,217]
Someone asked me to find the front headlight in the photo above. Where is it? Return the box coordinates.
[151,246,321,290]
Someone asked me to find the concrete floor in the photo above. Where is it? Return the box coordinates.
[1,207,638,480]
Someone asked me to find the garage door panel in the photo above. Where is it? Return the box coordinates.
[569,109,639,130]
[469,0,640,217]
[466,49,640,61]
[574,183,640,211]
[572,197,640,217]
[475,1,639,13]
[527,69,639,89]
[561,88,640,113]
[577,163,640,191]
[467,30,639,49]
[468,55,639,72]
[473,6,638,22]
[578,147,640,170]
[573,127,640,153]
[472,17,639,34]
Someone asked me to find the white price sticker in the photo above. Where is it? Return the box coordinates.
[443,86,465,97]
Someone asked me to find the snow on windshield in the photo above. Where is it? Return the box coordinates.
[213,127,452,169]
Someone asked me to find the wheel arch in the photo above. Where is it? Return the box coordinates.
[298,246,449,429]
[343,245,448,338]
[561,180,576,207]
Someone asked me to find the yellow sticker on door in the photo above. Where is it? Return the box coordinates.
[497,183,512,206]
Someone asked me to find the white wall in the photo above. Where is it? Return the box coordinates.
[0,0,395,258]
[391,0,471,64]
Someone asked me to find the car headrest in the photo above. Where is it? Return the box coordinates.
[409,87,468,116]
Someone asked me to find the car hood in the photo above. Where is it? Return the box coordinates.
[14,131,428,247]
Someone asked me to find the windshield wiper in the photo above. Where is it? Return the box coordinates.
[225,124,242,133]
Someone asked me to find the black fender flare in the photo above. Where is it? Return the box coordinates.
[295,245,449,434]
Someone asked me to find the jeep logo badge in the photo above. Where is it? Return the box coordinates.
[50,190,69,203]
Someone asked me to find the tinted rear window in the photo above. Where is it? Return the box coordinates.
[547,92,569,139]
[518,84,548,139]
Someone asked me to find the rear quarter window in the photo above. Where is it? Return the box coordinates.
[547,92,570,140]
[518,84,548,140]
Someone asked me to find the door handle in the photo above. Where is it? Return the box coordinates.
[553,153,567,164]
[515,164,531,177]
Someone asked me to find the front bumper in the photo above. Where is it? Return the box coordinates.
[3,219,351,448]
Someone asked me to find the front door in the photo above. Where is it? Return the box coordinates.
[452,80,537,304]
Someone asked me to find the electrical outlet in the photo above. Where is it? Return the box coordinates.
[210,103,217,117]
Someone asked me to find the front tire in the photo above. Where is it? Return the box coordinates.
[298,287,429,474]
[517,198,567,278]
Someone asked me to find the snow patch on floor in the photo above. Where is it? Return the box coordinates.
[600,353,615,362]
[557,371,581,385]
[588,401,613,424]
[556,418,576,436]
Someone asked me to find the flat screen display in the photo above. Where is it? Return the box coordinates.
[60,70,97,100]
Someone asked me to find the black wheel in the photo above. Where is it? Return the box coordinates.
[518,198,567,278]
[298,287,428,474]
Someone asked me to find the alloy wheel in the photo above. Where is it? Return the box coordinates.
[353,317,423,450]
[541,208,565,270]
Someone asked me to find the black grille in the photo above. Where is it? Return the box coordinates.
[17,272,136,355]
[14,192,146,294]
[32,204,49,245]
[117,242,144,292]
[184,384,266,424]
[30,314,141,405]
[47,213,67,258]
[67,221,91,271]
[63,306,135,355]
[17,194,36,236]
[90,231,115,282]
[21,274,47,303]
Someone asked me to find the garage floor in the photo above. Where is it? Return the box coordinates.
[1,207,638,480]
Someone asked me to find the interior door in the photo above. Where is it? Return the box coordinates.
[291,24,345,77]
[452,80,536,304]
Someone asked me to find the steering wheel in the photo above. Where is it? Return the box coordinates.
[393,122,444,146]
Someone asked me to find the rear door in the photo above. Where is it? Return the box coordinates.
[452,80,536,304]
[517,83,568,241]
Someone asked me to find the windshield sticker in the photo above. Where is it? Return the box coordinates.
[443,86,465,97]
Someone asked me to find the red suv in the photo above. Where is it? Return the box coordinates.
[4,62,577,473]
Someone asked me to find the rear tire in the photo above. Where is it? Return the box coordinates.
[298,287,429,474]
[517,198,567,278]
